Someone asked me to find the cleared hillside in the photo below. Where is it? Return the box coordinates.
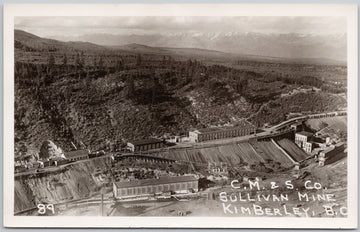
[305,116,347,131]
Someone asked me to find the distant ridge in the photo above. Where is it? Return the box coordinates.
[46,31,347,62]
[15,29,346,66]
[15,29,109,52]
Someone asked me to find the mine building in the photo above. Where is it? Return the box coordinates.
[295,131,313,145]
[208,162,228,175]
[318,143,345,166]
[127,138,164,152]
[290,122,303,132]
[113,176,198,199]
[295,131,332,154]
[295,131,314,153]
[189,120,256,143]
[65,149,89,162]
[302,141,313,153]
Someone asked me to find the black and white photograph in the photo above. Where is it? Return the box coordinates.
[3,3,358,228]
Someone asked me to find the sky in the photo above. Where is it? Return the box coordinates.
[15,16,347,38]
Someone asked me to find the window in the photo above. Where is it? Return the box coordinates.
[188,182,192,188]
[128,188,133,195]
[192,181,197,189]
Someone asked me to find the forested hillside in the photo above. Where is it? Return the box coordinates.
[14,30,347,157]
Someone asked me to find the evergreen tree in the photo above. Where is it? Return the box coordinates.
[162,56,166,65]
[62,54,67,66]
[136,54,142,67]
[115,59,123,71]
[75,53,82,70]
[93,57,97,68]
[80,51,85,67]
[98,57,104,69]
[47,54,55,75]
[126,75,135,98]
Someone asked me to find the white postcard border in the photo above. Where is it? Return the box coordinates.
[3,3,358,228]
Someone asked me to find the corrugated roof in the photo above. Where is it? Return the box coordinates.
[296,131,313,137]
[335,142,345,147]
[114,176,197,189]
[128,138,163,146]
[321,146,335,154]
[65,150,89,158]
[321,143,345,155]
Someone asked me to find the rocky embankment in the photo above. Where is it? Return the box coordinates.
[14,156,112,213]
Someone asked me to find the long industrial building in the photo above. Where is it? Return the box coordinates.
[65,149,89,162]
[318,142,345,166]
[189,120,256,143]
[113,176,198,199]
[127,138,164,152]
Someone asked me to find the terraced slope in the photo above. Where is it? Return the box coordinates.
[276,138,309,161]
[153,142,294,167]
[251,141,294,166]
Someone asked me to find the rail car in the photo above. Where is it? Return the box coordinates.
[306,111,346,119]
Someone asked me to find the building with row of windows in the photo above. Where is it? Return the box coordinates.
[189,120,256,143]
[208,162,228,175]
[127,138,164,152]
[295,131,314,153]
[64,149,90,162]
[317,143,345,166]
[113,176,198,199]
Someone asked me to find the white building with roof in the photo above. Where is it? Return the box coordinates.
[189,120,256,143]
[295,131,314,153]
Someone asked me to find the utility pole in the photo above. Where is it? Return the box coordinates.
[71,142,77,150]
[101,185,105,216]
[101,192,104,217]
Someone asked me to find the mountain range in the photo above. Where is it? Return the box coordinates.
[48,32,347,61]
[15,30,346,66]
